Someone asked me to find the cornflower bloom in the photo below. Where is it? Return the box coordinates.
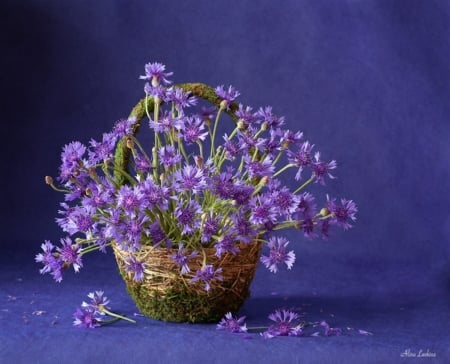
[326,196,358,230]
[158,145,182,167]
[35,240,64,282]
[311,152,337,185]
[174,199,203,235]
[170,244,199,274]
[140,62,173,85]
[124,255,146,282]
[215,85,240,109]
[217,312,248,333]
[57,237,83,273]
[190,265,223,292]
[260,237,296,273]
[262,309,303,339]
[287,141,314,181]
[173,164,207,194]
[88,132,117,164]
[181,116,208,144]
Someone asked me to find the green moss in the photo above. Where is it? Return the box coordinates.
[118,268,252,323]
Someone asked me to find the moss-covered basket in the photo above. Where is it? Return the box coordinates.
[113,242,261,323]
[112,83,260,323]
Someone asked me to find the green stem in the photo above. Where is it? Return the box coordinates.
[210,107,224,158]
[103,308,136,324]
[293,176,315,194]
[273,163,295,178]
[47,183,71,194]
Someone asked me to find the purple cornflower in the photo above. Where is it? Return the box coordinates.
[174,199,203,235]
[230,211,257,244]
[82,180,114,209]
[116,212,149,251]
[259,128,283,156]
[82,291,110,315]
[235,104,254,128]
[326,196,358,230]
[190,265,223,292]
[35,240,64,282]
[149,111,184,133]
[149,221,169,247]
[139,176,169,210]
[140,62,173,85]
[158,145,182,167]
[73,307,101,329]
[170,244,199,274]
[320,321,343,336]
[201,214,220,243]
[287,141,314,181]
[237,126,264,152]
[112,117,135,138]
[57,237,83,273]
[249,196,278,226]
[144,83,166,100]
[297,192,317,217]
[199,106,216,121]
[260,237,296,273]
[181,116,208,144]
[215,85,240,109]
[173,164,207,194]
[280,129,304,148]
[124,255,146,282]
[312,152,337,185]
[59,141,87,181]
[88,132,117,164]
[244,155,274,179]
[213,170,236,199]
[56,205,95,235]
[217,312,248,333]
[254,106,285,128]
[222,134,241,160]
[215,235,240,258]
[301,217,317,239]
[116,185,143,212]
[165,87,197,109]
[262,309,303,339]
[134,154,152,173]
[270,184,300,217]
[232,182,254,206]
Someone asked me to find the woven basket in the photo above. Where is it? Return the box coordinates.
[112,83,260,323]
[113,242,261,323]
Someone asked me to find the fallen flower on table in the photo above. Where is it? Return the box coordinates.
[217,309,373,339]
[73,291,136,329]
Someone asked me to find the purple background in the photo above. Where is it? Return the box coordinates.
[1,0,449,363]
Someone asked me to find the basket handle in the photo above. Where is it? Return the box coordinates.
[113,83,238,184]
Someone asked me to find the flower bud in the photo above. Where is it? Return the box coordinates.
[45,176,53,185]
[320,207,330,217]
[126,138,134,149]
[259,176,269,186]
[159,173,165,184]
[261,121,269,131]
[88,167,98,180]
[151,76,159,88]
[281,140,290,150]
[85,187,92,197]
[237,119,246,130]
[194,155,204,168]
[219,100,228,110]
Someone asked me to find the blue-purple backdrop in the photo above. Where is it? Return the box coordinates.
[1,1,449,363]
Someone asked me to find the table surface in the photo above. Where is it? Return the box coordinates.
[1,247,448,364]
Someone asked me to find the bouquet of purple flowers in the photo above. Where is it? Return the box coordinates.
[37,62,356,322]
